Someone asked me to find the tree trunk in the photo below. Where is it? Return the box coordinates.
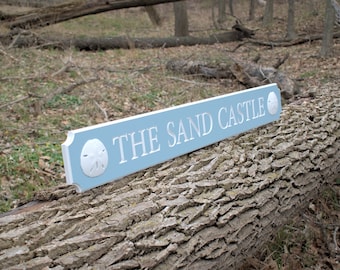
[286,0,297,40]
[0,86,339,269]
[173,1,188,37]
[248,0,256,21]
[262,0,274,27]
[320,0,335,57]
[145,5,162,26]
[4,31,244,50]
[218,0,226,23]
[1,0,184,29]
[228,0,234,16]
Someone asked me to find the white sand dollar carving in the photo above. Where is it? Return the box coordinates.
[80,139,108,177]
[267,91,279,115]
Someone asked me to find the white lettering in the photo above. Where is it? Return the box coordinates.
[251,99,259,119]
[201,112,213,135]
[188,115,201,140]
[237,102,244,124]
[243,100,252,121]
[167,121,176,148]
[148,126,161,154]
[258,97,265,117]
[112,134,128,164]
[130,130,148,160]
[177,119,189,145]
[218,107,228,129]
[229,105,238,126]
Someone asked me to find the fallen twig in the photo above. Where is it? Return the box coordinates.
[94,100,109,122]
[0,95,29,110]
[334,226,339,251]
[248,31,340,47]
[0,46,18,62]
[273,52,290,69]
[167,76,217,86]
[51,60,74,77]
[42,77,99,105]
[0,92,41,110]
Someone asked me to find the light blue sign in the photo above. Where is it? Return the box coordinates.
[62,83,281,192]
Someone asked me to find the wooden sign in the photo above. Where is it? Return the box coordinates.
[62,83,281,192]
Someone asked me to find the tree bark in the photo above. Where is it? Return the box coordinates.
[262,0,274,27]
[248,0,256,21]
[166,56,298,101]
[1,0,184,29]
[145,5,162,26]
[173,1,188,37]
[320,0,335,57]
[286,0,297,40]
[0,0,66,8]
[0,85,339,269]
[4,31,244,50]
[218,0,226,23]
[228,0,234,16]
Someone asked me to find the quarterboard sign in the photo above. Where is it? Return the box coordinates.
[62,83,281,192]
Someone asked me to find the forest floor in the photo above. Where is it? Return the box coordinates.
[0,0,339,269]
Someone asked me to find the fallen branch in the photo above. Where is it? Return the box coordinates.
[166,55,299,101]
[42,77,98,104]
[1,0,184,29]
[231,56,299,100]
[0,94,30,110]
[29,77,99,116]
[273,52,289,69]
[248,31,340,47]
[93,100,109,122]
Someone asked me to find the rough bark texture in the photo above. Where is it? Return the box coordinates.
[2,31,244,50]
[320,0,335,57]
[173,1,188,37]
[166,57,299,101]
[1,0,183,29]
[0,86,339,270]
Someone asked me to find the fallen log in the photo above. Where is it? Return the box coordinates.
[0,85,339,269]
[4,31,244,50]
[166,56,299,101]
[1,0,183,29]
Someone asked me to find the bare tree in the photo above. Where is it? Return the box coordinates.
[218,0,226,23]
[228,0,234,16]
[174,1,189,36]
[286,0,297,40]
[145,6,162,26]
[320,0,335,57]
[249,0,266,21]
[249,0,256,20]
[263,0,274,27]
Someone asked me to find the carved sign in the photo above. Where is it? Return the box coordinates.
[62,83,281,192]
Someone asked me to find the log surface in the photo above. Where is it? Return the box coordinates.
[2,31,243,50]
[0,85,339,269]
